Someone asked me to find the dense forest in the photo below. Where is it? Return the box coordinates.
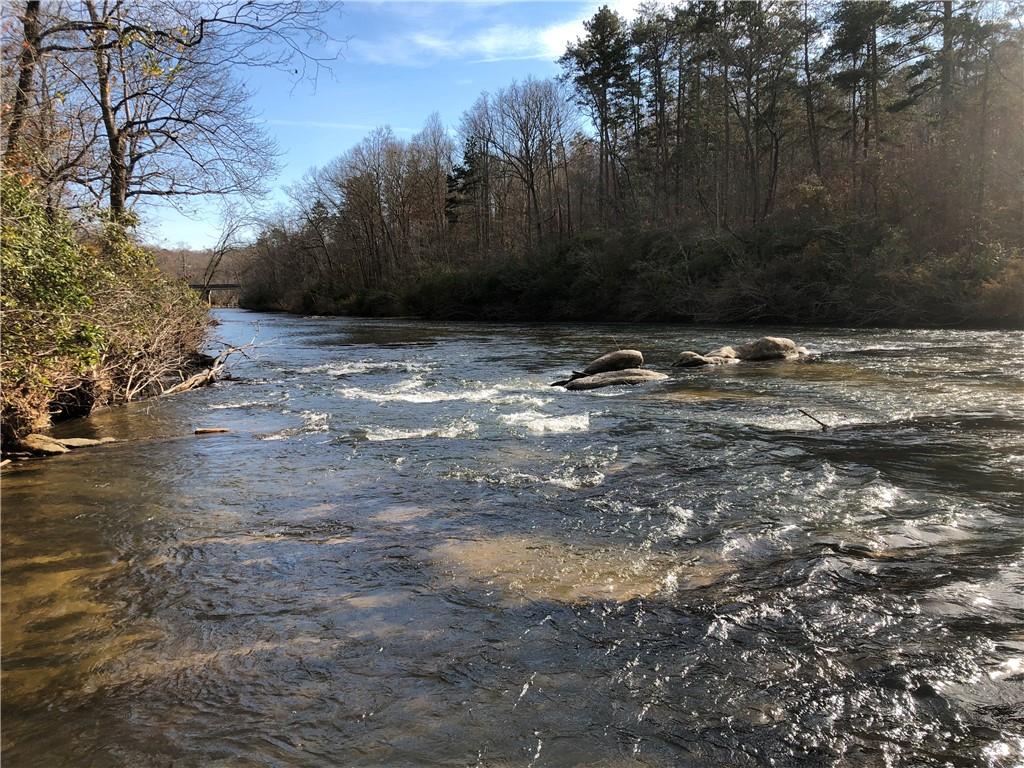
[242,1,1023,326]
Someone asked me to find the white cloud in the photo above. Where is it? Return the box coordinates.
[348,0,645,67]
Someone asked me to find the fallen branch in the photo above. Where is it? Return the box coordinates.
[161,342,252,397]
[797,408,830,431]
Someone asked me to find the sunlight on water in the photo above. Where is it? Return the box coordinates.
[432,534,732,603]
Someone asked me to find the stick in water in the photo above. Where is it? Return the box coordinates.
[797,409,830,431]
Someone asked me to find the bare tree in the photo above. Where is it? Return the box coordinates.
[2,0,339,217]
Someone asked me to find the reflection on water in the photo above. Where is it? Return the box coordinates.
[2,311,1022,767]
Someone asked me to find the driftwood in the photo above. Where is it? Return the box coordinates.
[194,427,231,434]
[161,343,250,397]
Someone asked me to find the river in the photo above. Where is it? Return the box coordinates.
[3,310,1022,767]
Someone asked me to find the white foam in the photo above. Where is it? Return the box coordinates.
[301,411,330,432]
[499,411,591,435]
[337,377,549,406]
[209,399,274,410]
[257,410,330,441]
[364,418,478,442]
[299,360,433,376]
[665,505,695,537]
[546,471,604,489]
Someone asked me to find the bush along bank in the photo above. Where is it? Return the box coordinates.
[1,172,209,443]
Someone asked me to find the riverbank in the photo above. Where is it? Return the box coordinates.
[239,224,1024,329]
[0,173,209,442]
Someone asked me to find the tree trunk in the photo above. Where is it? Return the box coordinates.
[802,0,821,176]
[941,0,954,125]
[4,1,42,164]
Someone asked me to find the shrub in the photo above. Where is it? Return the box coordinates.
[1,173,208,440]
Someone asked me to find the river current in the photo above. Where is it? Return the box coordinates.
[3,310,1022,767]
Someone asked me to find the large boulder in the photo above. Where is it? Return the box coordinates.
[733,336,800,361]
[581,349,644,375]
[552,349,646,386]
[564,368,668,391]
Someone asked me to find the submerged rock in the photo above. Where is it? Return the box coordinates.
[564,368,668,391]
[54,437,117,448]
[16,434,69,455]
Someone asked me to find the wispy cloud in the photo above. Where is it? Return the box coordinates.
[348,0,643,68]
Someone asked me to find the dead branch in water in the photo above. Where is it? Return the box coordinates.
[161,342,253,397]
[797,409,830,431]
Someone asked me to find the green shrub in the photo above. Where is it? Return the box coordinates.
[1,173,208,440]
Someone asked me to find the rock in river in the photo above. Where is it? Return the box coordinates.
[15,434,70,455]
[733,336,801,361]
[54,437,117,448]
[564,368,668,391]
[672,351,738,367]
[581,349,644,375]
[552,348,647,387]
[674,337,805,367]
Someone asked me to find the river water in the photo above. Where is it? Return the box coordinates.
[3,310,1023,767]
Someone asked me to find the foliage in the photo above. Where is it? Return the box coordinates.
[230,0,1022,328]
[1,172,208,440]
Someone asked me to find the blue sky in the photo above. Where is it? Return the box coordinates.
[146,0,642,249]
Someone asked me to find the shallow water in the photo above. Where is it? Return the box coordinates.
[3,310,1022,767]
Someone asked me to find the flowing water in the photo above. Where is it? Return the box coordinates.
[3,310,1023,767]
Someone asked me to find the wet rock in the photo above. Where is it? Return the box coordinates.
[16,434,69,455]
[734,336,800,361]
[672,351,710,368]
[552,348,646,386]
[706,345,738,359]
[581,349,644,375]
[673,351,739,367]
[54,437,117,449]
[564,368,668,391]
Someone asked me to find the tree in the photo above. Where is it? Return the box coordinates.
[560,5,632,219]
[2,1,338,218]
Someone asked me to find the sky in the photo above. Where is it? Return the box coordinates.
[146,0,643,250]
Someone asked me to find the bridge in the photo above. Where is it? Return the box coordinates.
[188,283,241,303]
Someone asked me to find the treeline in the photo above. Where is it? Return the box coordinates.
[242,1,1023,327]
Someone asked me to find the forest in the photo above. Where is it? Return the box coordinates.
[241,1,1023,326]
